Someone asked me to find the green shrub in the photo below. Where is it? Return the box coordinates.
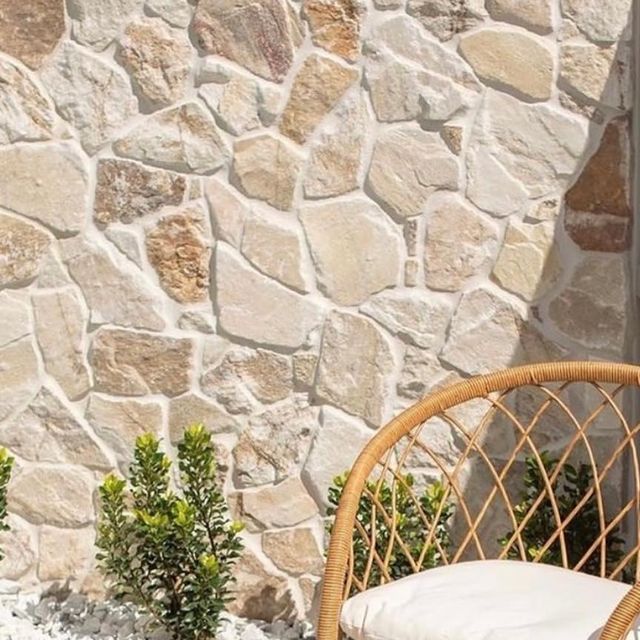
[327,472,453,591]
[96,425,243,640]
[0,447,14,560]
[499,451,625,576]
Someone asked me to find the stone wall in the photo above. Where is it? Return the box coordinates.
[0,0,634,623]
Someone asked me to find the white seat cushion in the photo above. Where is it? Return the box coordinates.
[340,560,638,640]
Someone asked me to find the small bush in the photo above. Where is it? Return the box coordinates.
[327,472,453,591]
[96,425,243,640]
[0,447,14,560]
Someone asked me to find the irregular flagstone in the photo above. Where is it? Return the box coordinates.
[60,236,165,331]
[293,352,318,390]
[232,135,303,211]
[315,311,396,425]
[104,227,144,268]
[486,0,552,33]
[40,42,137,154]
[300,199,402,306]
[0,57,55,143]
[117,18,191,109]
[397,348,455,401]
[168,393,239,443]
[67,0,144,50]
[548,254,626,352]
[32,289,91,401]
[205,178,250,248]
[0,338,41,422]
[177,310,216,334]
[192,0,303,82]
[241,216,309,292]
[145,205,211,303]
[304,0,361,62]
[146,0,192,27]
[90,328,193,396]
[35,250,73,289]
[0,0,65,69]
[0,515,36,580]
[406,0,485,41]
[38,526,94,582]
[424,195,499,291]
[0,143,88,234]
[279,54,358,144]
[0,389,110,469]
[492,220,560,301]
[215,244,323,349]
[459,29,553,102]
[262,528,324,576]
[201,351,259,416]
[94,159,186,225]
[367,128,459,219]
[114,103,228,174]
[564,117,631,252]
[0,291,31,348]
[360,289,451,350]
[561,0,631,43]
[0,212,50,288]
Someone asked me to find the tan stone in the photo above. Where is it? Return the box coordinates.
[279,54,358,144]
[486,0,552,34]
[201,352,258,416]
[60,236,165,331]
[215,245,323,349]
[94,159,186,225]
[205,178,250,248]
[0,515,36,580]
[0,143,88,234]
[262,528,324,576]
[441,125,463,155]
[304,0,361,62]
[293,353,318,390]
[300,199,402,306]
[90,328,193,396]
[406,0,484,41]
[193,0,302,82]
[459,29,553,102]
[10,467,95,527]
[0,339,40,422]
[38,526,95,582]
[168,393,239,443]
[0,0,65,69]
[117,18,191,109]
[492,220,560,301]
[315,311,396,425]
[367,128,459,219]
[86,395,162,469]
[397,348,455,401]
[232,135,303,211]
[114,103,228,174]
[0,213,50,287]
[241,216,308,292]
[32,289,91,400]
[424,195,498,291]
[561,0,631,43]
[177,311,215,334]
[0,291,31,348]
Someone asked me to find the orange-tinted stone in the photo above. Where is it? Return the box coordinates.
[304,0,361,62]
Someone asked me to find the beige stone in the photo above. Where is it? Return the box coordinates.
[300,199,402,305]
[279,54,358,144]
[0,291,31,348]
[38,526,95,581]
[0,515,36,580]
[117,18,191,109]
[0,339,40,422]
[232,135,303,211]
[293,353,318,390]
[32,289,91,400]
[367,128,459,220]
[406,0,485,41]
[201,353,257,416]
[492,220,560,302]
[424,195,498,291]
[0,143,88,234]
[561,0,631,43]
[0,213,50,287]
[94,159,186,225]
[241,216,308,292]
[262,528,324,576]
[315,311,396,425]
[146,0,191,26]
[299,576,321,621]
[304,0,361,62]
[35,251,72,289]
[205,178,249,248]
[168,393,239,443]
[397,348,455,401]
[486,0,552,34]
[90,328,193,396]
[193,0,302,82]
[60,236,165,331]
[215,245,323,349]
[114,103,228,174]
[441,125,464,155]
[10,467,95,527]
[177,311,216,334]
[104,227,143,268]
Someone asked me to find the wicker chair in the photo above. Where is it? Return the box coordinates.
[319,362,640,640]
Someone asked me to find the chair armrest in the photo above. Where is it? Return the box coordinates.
[600,583,640,640]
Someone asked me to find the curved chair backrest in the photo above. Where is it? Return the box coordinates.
[318,362,640,640]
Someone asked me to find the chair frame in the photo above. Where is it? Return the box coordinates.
[318,361,640,640]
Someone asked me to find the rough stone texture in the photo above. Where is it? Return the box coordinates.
[300,199,402,305]
[168,393,239,443]
[367,127,459,219]
[304,0,361,62]
[486,0,552,34]
[40,42,137,154]
[459,29,553,102]
[146,0,192,26]
[262,528,324,576]
[0,291,31,349]
[0,339,40,422]
[192,0,303,82]
[114,103,228,174]
[38,526,94,582]
[232,135,303,211]
[90,328,193,396]
[397,348,454,401]
[32,290,91,401]
[0,0,65,68]
[406,0,485,41]
[564,117,631,252]
[205,178,250,248]
[117,18,191,110]
[94,159,187,225]
[104,227,144,268]
[279,54,358,144]
[0,144,88,234]
[424,195,498,291]
[0,516,36,580]
[561,0,631,43]
[315,311,396,425]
